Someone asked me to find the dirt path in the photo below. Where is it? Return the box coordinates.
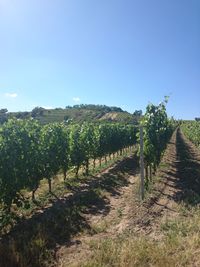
[56,128,200,266]
[56,157,139,267]
[131,127,200,236]
[3,129,200,267]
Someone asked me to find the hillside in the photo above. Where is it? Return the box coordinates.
[1,105,141,124]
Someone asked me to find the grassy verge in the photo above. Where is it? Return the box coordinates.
[79,202,200,267]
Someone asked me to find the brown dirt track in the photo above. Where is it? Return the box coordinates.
[1,128,200,267]
[57,128,200,266]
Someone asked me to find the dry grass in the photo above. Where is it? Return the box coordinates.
[74,129,200,267]
[79,204,200,267]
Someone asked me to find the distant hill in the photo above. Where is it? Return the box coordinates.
[0,105,142,124]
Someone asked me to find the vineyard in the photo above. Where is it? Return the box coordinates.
[0,100,173,212]
[1,100,200,267]
[181,121,200,149]
[0,121,137,211]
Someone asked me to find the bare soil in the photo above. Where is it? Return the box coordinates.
[0,154,139,267]
[1,128,200,267]
[56,156,139,267]
[57,128,200,266]
[130,128,200,236]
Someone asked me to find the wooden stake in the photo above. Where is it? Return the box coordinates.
[140,126,145,200]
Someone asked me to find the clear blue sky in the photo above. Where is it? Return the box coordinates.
[0,0,199,119]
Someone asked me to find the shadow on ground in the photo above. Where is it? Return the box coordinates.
[174,128,200,205]
[134,129,200,231]
[152,128,200,209]
[0,155,139,267]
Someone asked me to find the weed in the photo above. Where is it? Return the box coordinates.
[91,220,109,234]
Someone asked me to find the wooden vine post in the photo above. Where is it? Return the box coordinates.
[140,125,145,200]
